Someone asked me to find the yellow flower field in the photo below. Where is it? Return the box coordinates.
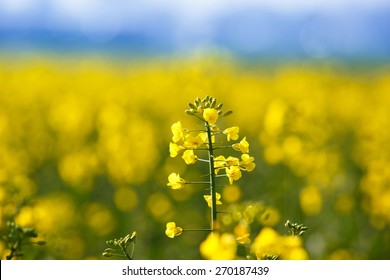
[0,54,389,259]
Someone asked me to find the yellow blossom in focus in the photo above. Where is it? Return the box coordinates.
[169,142,185,157]
[184,134,204,148]
[226,166,242,184]
[203,192,222,207]
[167,173,186,189]
[200,232,237,260]
[232,137,249,153]
[225,156,239,167]
[223,126,240,141]
[165,222,183,238]
[198,132,215,144]
[182,149,197,164]
[214,155,226,174]
[203,108,219,125]
[240,154,256,171]
[171,121,186,143]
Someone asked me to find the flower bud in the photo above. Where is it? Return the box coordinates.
[210,98,216,108]
[188,102,197,110]
[185,109,195,115]
[102,251,113,257]
[222,110,233,117]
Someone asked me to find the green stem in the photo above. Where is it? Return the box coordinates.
[183,229,213,232]
[186,181,210,185]
[205,122,217,231]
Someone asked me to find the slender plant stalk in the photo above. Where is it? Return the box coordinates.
[205,122,217,230]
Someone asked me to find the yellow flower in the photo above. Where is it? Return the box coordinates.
[211,124,220,132]
[182,150,197,164]
[165,222,183,238]
[236,233,251,245]
[214,155,226,174]
[225,156,239,167]
[251,227,281,259]
[251,227,309,260]
[167,173,186,189]
[184,134,204,148]
[226,166,242,184]
[171,121,186,143]
[169,142,185,157]
[240,154,256,171]
[223,126,239,141]
[199,132,215,144]
[203,108,219,125]
[232,137,249,153]
[200,232,237,260]
[234,223,251,244]
[203,192,222,208]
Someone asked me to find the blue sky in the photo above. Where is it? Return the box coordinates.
[1,0,389,58]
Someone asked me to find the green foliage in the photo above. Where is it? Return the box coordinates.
[2,220,45,260]
[285,220,308,237]
[102,231,136,260]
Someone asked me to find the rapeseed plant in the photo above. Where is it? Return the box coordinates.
[165,96,258,258]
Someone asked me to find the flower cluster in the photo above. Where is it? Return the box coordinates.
[165,96,256,238]
[102,231,137,260]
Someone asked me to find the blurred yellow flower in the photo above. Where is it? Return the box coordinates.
[251,227,309,260]
[165,222,183,238]
[222,184,241,203]
[203,108,219,125]
[167,173,186,189]
[203,192,222,208]
[234,223,251,244]
[182,149,197,164]
[251,227,281,258]
[299,185,322,216]
[171,121,186,143]
[236,233,251,245]
[223,126,240,141]
[226,166,242,184]
[232,137,249,153]
[200,232,237,260]
[240,154,256,171]
[169,142,185,157]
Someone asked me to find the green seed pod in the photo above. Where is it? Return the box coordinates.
[216,103,223,109]
[222,110,233,117]
[36,241,46,246]
[185,109,195,115]
[217,110,223,115]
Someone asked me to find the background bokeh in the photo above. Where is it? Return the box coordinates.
[1,1,389,259]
